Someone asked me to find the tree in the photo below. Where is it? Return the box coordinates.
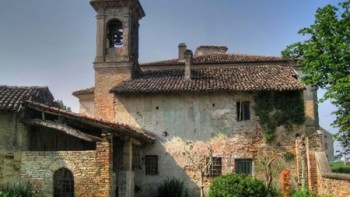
[335,133,350,165]
[52,99,72,111]
[182,141,213,197]
[282,1,350,148]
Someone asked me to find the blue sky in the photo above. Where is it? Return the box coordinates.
[0,0,341,144]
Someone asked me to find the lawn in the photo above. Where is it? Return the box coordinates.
[330,162,350,174]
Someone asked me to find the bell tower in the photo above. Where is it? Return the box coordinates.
[90,0,145,120]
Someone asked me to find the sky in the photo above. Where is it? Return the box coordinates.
[0,0,342,149]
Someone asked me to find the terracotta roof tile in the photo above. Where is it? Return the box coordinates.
[141,53,294,67]
[24,101,155,143]
[72,87,95,96]
[111,65,305,95]
[0,85,54,111]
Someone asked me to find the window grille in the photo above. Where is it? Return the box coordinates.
[235,159,252,175]
[207,157,222,177]
[236,101,250,121]
[145,155,158,175]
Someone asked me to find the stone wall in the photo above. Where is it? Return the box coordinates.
[315,152,350,196]
[20,141,111,197]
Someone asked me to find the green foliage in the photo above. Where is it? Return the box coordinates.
[330,162,350,174]
[291,188,319,197]
[157,177,186,197]
[53,99,72,111]
[254,91,305,142]
[283,152,295,162]
[0,183,39,197]
[267,184,282,197]
[282,0,350,148]
[208,174,267,197]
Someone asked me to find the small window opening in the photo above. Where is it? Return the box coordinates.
[145,155,158,175]
[212,103,215,107]
[156,106,159,110]
[54,168,74,197]
[235,159,252,175]
[107,20,123,48]
[207,157,222,177]
[236,101,250,121]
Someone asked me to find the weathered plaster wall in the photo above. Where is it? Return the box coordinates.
[20,141,111,197]
[0,111,29,151]
[116,93,258,141]
[115,93,304,197]
[0,151,21,185]
[78,94,95,116]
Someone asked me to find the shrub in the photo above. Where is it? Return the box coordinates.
[208,174,267,197]
[157,177,187,197]
[0,183,38,197]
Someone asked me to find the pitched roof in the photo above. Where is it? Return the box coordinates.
[24,101,155,144]
[72,87,95,96]
[0,85,54,111]
[141,53,293,67]
[111,65,305,95]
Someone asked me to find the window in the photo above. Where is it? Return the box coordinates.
[325,143,328,150]
[54,168,74,197]
[145,155,158,175]
[236,101,250,121]
[107,19,123,48]
[235,159,252,175]
[207,157,222,177]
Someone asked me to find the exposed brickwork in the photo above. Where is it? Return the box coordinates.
[315,152,350,196]
[94,68,131,121]
[20,141,111,197]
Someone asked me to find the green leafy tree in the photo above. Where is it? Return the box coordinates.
[282,1,350,149]
[52,99,72,112]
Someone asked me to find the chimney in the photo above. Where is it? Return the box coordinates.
[184,49,192,80]
[195,45,228,56]
[178,43,187,62]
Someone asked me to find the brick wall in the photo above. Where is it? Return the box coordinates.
[20,141,111,197]
[315,151,350,196]
[94,68,131,121]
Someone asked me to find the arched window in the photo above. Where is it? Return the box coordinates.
[107,19,123,48]
[54,168,74,197]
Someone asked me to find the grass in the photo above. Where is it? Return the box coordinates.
[330,162,350,174]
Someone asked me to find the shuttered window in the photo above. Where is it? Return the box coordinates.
[235,159,252,175]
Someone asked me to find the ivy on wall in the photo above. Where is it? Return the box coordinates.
[253,91,305,142]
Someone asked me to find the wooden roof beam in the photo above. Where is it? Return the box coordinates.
[23,118,102,142]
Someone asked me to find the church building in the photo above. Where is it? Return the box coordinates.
[1,0,343,196]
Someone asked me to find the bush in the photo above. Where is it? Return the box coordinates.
[157,177,188,197]
[0,183,37,197]
[291,188,316,197]
[208,174,267,197]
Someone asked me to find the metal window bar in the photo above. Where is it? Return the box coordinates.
[208,157,222,177]
[235,159,252,175]
[145,155,158,175]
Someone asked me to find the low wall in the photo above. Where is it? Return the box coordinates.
[0,151,21,185]
[315,152,350,197]
[20,141,111,197]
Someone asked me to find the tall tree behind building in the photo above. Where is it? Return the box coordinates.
[282,1,350,152]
